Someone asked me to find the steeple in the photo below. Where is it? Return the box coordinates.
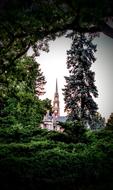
[55,78,58,94]
[53,78,60,117]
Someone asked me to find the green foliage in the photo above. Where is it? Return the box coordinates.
[0,128,113,190]
[0,56,46,128]
[0,0,113,82]
[42,98,53,115]
[45,130,71,143]
[59,120,88,143]
[0,124,60,143]
[1,96,45,127]
[0,113,113,189]
[89,112,105,130]
[106,112,113,130]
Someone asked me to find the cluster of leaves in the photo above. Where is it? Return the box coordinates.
[0,107,112,189]
[0,126,113,190]
[0,56,50,128]
[89,112,106,130]
[0,0,113,79]
[58,120,88,143]
[106,112,113,130]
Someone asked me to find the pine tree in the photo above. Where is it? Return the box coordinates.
[63,33,98,126]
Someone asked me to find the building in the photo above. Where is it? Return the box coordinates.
[41,79,67,131]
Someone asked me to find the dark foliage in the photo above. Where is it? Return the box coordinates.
[63,33,98,126]
[106,112,113,130]
[0,128,113,190]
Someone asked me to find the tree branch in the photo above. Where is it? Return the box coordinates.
[101,22,113,38]
[12,44,31,62]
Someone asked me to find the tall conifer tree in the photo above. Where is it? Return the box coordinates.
[63,33,98,125]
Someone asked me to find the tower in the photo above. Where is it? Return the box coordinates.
[53,79,60,117]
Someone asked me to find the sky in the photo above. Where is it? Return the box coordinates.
[36,33,113,120]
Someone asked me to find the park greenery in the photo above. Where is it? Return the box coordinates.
[0,1,113,190]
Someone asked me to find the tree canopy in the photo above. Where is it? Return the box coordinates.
[0,0,113,62]
[0,56,47,127]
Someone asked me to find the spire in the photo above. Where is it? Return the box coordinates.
[55,78,58,94]
[53,78,60,117]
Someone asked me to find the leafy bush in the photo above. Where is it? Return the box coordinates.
[0,139,113,190]
[0,124,113,189]
[59,120,88,143]
[0,125,49,143]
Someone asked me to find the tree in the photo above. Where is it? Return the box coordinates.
[89,112,106,130]
[59,120,87,143]
[0,0,113,65]
[0,56,46,127]
[63,33,98,126]
[106,112,113,130]
[42,98,53,116]
[0,1,113,99]
[15,56,46,96]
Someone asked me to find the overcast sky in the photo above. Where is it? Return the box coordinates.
[36,33,113,120]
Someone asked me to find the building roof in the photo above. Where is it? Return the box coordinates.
[53,116,67,123]
[43,113,67,123]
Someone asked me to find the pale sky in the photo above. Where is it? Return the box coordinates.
[36,33,113,120]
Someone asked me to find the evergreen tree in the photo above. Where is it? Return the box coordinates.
[63,33,98,126]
